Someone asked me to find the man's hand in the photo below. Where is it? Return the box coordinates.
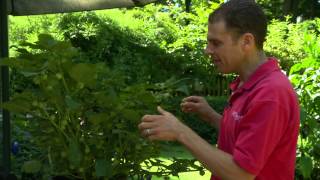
[181,96,216,123]
[138,106,188,141]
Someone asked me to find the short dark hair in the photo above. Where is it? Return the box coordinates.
[209,0,267,49]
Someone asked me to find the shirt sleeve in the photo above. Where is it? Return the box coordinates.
[233,100,288,175]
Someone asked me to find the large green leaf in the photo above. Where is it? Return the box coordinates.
[0,92,34,113]
[299,156,313,179]
[94,91,117,108]
[22,160,41,173]
[1,100,31,113]
[136,91,156,105]
[69,63,97,88]
[0,57,46,73]
[88,113,109,126]
[65,95,80,110]
[122,109,140,122]
[0,58,21,67]
[95,159,112,178]
[175,84,190,96]
[68,141,82,168]
[37,34,57,50]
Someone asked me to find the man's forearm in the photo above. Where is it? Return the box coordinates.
[177,125,254,180]
[201,110,222,130]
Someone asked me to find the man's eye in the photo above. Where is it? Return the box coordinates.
[209,40,219,46]
[212,41,221,47]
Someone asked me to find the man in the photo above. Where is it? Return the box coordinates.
[138,1,300,179]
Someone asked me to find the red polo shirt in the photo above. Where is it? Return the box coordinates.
[211,58,300,180]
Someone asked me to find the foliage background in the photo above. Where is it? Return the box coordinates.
[1,0,319,179]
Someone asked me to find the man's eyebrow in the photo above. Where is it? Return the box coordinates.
[207,37,220,42]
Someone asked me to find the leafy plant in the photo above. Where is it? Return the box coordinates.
[1,34,204,179]
[289,28,320,180]
[264,18,306,72]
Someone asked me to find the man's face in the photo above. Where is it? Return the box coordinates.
[205,20,244,74]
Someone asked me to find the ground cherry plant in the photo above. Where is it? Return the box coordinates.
[1,34,205,179]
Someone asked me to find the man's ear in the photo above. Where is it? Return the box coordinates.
[241,33,255,50]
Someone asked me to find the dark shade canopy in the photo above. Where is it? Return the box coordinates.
[8,0,157,15]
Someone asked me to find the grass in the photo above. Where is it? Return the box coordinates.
[141,144,211,180]
[151,171,211,180]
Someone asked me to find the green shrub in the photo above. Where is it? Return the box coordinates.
[289,22,320,179]
[265,18,305,72]
[1,35,205,179]
[265,18,320,72]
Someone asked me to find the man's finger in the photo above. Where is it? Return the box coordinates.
[157,106,170,116]
[138,122,155,131]
[148,135,158,141]
[141,115,162,122]
[181,106,191,112]
[181,102,195,107]
[182,96,201,103]
[181,102,197,109]
[141,128,155,137]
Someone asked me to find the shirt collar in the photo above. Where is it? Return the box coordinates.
[229,57,281,92]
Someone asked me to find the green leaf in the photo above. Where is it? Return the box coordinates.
[0,55,47,73]
[289,63,302,75]
[199,169,205,176]
[52,41,78,58]
[0,92,34,113]
[176,84,190,95]
[194,79,203,92]
[94,91,117,108]
[69,63,97,88]
[22,160,41,173]
[299,156,313,179]
[88,113,109,126]
[37,34,57,49]
[1,101,30,113]
[0,58,20,67]
[21,71,41,77]
[65,95,80,110]
[68,141,82,168]
[95,159,112,177]
[300,107,307,122]
[137,92,155,105]
[20,41,42,50]
[122,109,140,121]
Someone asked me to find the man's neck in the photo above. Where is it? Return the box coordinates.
[238,51,267,83]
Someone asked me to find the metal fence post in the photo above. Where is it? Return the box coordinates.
[0,0,11,177]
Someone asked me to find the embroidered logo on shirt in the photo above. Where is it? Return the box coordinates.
[232,111,243,121]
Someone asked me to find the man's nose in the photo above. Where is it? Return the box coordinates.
[204,45,213,55]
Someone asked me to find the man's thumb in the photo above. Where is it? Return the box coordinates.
[157,106,169,115]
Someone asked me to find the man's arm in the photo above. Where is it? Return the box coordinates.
[201,108,222,130]
[178,124,255,180]
[139,106,255,180]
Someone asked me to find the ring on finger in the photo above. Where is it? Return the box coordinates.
[146,128,152,135]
